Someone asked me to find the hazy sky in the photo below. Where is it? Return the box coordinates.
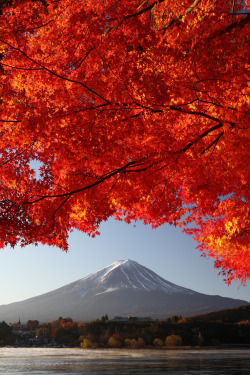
[0,218,249,306]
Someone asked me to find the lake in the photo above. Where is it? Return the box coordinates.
[0,348,250,374]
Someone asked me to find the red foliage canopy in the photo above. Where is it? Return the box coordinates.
[0,0,249,283]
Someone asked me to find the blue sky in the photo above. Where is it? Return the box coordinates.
[0,218,249,306]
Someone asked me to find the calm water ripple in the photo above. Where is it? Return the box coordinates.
[0,348,250,374]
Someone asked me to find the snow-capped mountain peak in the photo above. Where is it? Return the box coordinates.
[66,259,194,297]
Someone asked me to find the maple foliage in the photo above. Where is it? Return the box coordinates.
[0,0,249,283]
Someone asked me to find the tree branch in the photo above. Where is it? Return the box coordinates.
[52,196,71,228]
[0,39,110,104]
[221,12,250,34]
[199,131,224,156]
[0,141,35,168]
[169,105,224,125]
[103,0,166,36]
[163,0,202,32]
[0,119,21,122]
[24,160,139,204]
[177,123,223,153]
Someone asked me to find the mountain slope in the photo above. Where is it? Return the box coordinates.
[0,260,248,323]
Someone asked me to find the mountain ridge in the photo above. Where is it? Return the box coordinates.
[0,259,248,323]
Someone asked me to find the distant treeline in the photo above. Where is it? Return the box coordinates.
[1,304,250,348]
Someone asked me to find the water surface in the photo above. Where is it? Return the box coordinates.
[0,348,250,374]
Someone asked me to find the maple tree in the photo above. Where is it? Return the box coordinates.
[0,0,249,283]
[51,317,79,345]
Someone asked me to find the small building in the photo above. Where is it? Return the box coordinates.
[111,316,155,322]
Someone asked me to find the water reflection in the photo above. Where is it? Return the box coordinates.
[0,348,250,374]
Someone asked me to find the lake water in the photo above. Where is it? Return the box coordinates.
[0,348,250,374]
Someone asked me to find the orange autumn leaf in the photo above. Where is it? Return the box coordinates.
[0,0,249,284]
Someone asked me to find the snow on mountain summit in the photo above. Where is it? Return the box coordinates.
[66,259,194,298]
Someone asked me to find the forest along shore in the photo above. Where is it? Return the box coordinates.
[1,305,250,349]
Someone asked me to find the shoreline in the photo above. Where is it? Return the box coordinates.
[2,345,250,351]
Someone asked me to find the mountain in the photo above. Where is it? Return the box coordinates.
[0,259,248,323]
[189,304,250,323]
